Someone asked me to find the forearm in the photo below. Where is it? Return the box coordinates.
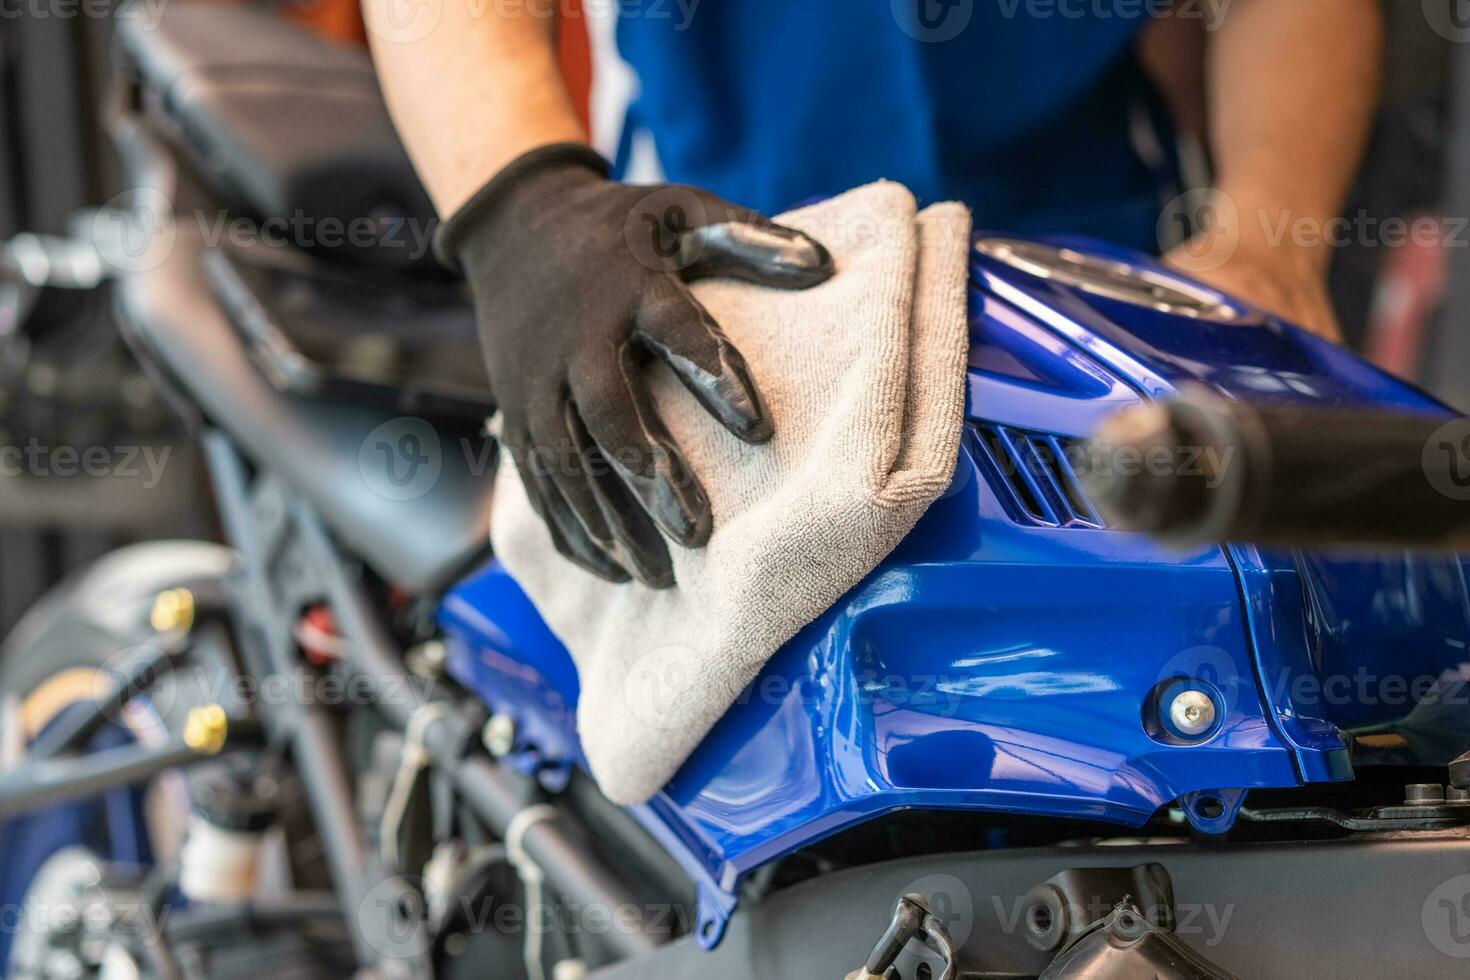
[1206,0,1382,267]
[363,2,586,216]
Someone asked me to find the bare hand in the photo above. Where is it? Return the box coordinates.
[1165,234,1343,343]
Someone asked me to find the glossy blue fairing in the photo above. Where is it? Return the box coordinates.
[439,236,1470,944]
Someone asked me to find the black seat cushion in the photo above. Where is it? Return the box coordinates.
[115,4,441,273]
[115,218,494,595]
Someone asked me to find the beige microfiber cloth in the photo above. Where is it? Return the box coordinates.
[492,182,971,804]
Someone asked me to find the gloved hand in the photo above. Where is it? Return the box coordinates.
[437,143,834,588]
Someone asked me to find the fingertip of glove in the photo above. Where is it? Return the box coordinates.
[646,469,711,548]
[784,232,835,287]
[658,491,712,549]
[747,224,834,288]
[728,412,774,445]
[634,565,677,590]
[567,545,634,584]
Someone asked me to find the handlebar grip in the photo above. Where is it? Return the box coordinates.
[1076,387,1470,550]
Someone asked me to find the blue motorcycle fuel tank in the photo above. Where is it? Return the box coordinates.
[438,237,1470,945]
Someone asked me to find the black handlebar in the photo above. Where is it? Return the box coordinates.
[1076,387,1470,550]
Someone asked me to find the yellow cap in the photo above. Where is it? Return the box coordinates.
[183,704,228,754]
[150,588,196,634]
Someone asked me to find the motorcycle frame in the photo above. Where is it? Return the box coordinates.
[198,428,673,970]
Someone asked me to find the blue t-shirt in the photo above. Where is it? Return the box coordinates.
[614,1,1175,252]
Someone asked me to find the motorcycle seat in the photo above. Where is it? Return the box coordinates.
[114,219,494,595]
[113,3,440,274]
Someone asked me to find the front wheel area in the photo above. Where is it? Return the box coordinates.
[0,542,235,975]
[7,848,157,980]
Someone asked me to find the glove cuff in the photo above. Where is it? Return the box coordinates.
[433,142,611,272]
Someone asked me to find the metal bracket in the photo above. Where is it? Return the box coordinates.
[694,881,738,949]
[1181,788,1247,835]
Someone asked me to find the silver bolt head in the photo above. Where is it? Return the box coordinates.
[1406,783,1446,805]
[482,714,516,758]
[406,639,447,680]
[1168,690,1216,736]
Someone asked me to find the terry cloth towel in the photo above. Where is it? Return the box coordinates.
[492,182,972,804]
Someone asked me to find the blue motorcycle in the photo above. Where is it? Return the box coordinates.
[2,6,1469,979]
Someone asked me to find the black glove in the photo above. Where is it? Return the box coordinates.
[437,143,834,588]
